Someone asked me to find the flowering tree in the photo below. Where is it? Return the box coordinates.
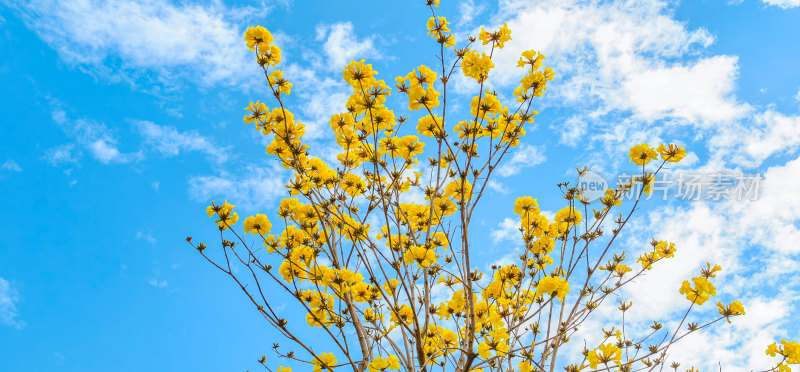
[187,1,798,371]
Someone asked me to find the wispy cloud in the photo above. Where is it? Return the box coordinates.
[43,144,78,166]
[457,0,486,26]
[496,144,546,177]
[0,278,25,329]
[283,64,351,140]
[479,0,775,168]
[762,0,800,9]
[135,231,156,244]
[135,120,230,164]
[1,160,22,172]
[43,103,236,169]
[709,110,800,167]
[619,55,746,123]
[148,278,168,288]
[189,163,288,212]
[6,0,271,88]
[315,22,380,71]
[490,217,520,243]
[479,0,800,368]
[49,104,143,165]
[561,154,800,370]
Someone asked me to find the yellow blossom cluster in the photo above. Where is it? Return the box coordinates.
[679,263,722,305]
[205,200,238,230]
[190,3,758,372]
[478,23,512,48]
[637,240,677,270]
[426,16,455,47]
[766,340,800,372]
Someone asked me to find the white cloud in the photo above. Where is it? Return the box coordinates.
[457,0,486,26]
[478,0,772,170]
[491,217,520,243]
[135,231,156,244]
[7,0,269,87]
[88,138,132,164]
[709,110,800,167]
[478,0,800,174]
[620,56,746,123]
[486,179,510,194]
[189,163,288,212]
[467,2,800,368]
[148,278,168,288]
[50,106,142,165]
[602,154,800,370]
[315,22,379,70]
[135,120,230,164]
[762,0,800,8]
[43,144,78,166]
[0,278,24,329]
[496,144,545,177]
[490,0,721,118]
[1,160,22,172]
[152,181,160,191]
[284,64,351,140]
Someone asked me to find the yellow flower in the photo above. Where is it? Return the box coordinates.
[613,264,632,278]
[403,245,437,268]
[519,361,535,372]
[343,59,378,87]
[679,276,716,305]
[368,355,400,371]
[716,300,745,323]
[461,49,494,82]
[243,101,269,125]
[655,241,677,258]
[267,70,292,95]
[586,343,622,368]
[341,173,366,197]
[261,44,282,66]
[600,188,621,208]
[383,279,400,297]
[206,200,239,230]
[366,307,386,324]
[469,90,503,119]
[312,352,337,372]
[417,114,444,137]
[628,143,658,166]
[636,172,655,195]
[657,143,687,163]
[637,251,657,270]
[244,26,273,51]
[766,340,800,364]
[535,275,570,301]
[390,304,414,326]
[514,196,540,215]
[555,206,582,227]
[426,16,450,38]
[517,50,546,69]
[478,341,492,359]
[243,214,271,235]
[478,23,512,48]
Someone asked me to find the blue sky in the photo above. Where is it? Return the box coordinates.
[1,0,799,371]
